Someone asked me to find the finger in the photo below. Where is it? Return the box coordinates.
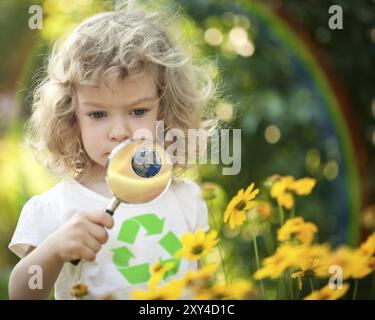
[80,246,97,262]
[86,210,114,229]
[83,234,102,253]
[87,222,109,244]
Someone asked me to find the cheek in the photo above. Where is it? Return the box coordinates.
[143,109,159,131]
[79,121,106,151]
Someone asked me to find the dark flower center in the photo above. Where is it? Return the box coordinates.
[235,201,246,211]
[153,264,163,273]
[213,292,227,299]
[192,245,204,255]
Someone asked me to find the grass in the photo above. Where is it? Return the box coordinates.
[0,266,11,300]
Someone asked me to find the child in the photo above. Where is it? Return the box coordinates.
[8,5,218,300]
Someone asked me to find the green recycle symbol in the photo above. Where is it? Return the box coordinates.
[112,213,182,285]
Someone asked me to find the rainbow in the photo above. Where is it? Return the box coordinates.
[249,1,365,245]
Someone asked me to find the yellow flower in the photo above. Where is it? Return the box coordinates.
[327,247,356,280]
[358,232,375,257]
[175,229,219,261]
[194,283,232,300]
[223,183,260,229]
[289,178,316,195]
[148,261,177,289]
[324,245,375,280]
[194,280,254,300]
[290,244,332,289]
[277,217,318,245]
[182,263,218,288]
[350,233,375,279]
[270,176,316,210]
[254,244,307,279]
[350,253,375,279]
[70,282,89,298]
[290,271,305,290]
[227,279,255,300]
[131,279,185,300]
[297,240,374,281]
[303,283,350,300]
[270,176,295,209]
[298,244,332,275]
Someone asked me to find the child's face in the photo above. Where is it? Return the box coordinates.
[75,71,160,168]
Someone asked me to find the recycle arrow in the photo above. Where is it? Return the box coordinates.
[112,213,183,285]
[117,213,165,244]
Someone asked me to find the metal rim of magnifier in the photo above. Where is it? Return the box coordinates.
[104,137,173,206]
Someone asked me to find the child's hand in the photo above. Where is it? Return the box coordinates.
[51,210,114,263]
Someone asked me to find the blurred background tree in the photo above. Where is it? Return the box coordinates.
[0,0,374,299]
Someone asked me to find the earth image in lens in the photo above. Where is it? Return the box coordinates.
[131,147,162,178]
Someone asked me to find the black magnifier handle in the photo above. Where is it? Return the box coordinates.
[70,259,82,266]
[70,197,121,266]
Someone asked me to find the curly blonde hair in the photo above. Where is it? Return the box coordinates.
[25,5,220,180]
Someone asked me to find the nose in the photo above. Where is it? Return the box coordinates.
[109,117,131,142]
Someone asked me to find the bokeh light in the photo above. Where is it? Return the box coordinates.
[204,27,223,46]
[264,125,281,144]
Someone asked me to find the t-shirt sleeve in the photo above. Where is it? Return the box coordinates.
[173,179,210,233]
[8,195,59,259]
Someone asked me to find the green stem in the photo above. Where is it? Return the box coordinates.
[352,279,359,300]
[278,204,285,227]
[282,272,288,300]
[309,277,314,293]
[277,278,283,300]
[208,200,229,285]
[288,271,295,300]
[294,280,300,300]
[253,233,265,299]
[264,222,275,256]
[290,207,295,218]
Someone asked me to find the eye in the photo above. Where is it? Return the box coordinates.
[130,108,149,117]
[88,111,107,119]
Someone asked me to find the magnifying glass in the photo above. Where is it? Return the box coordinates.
[71,138,173,265]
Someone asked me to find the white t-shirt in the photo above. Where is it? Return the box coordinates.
[9,176,209,299]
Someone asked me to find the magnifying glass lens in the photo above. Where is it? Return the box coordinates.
[131,148,162,178]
